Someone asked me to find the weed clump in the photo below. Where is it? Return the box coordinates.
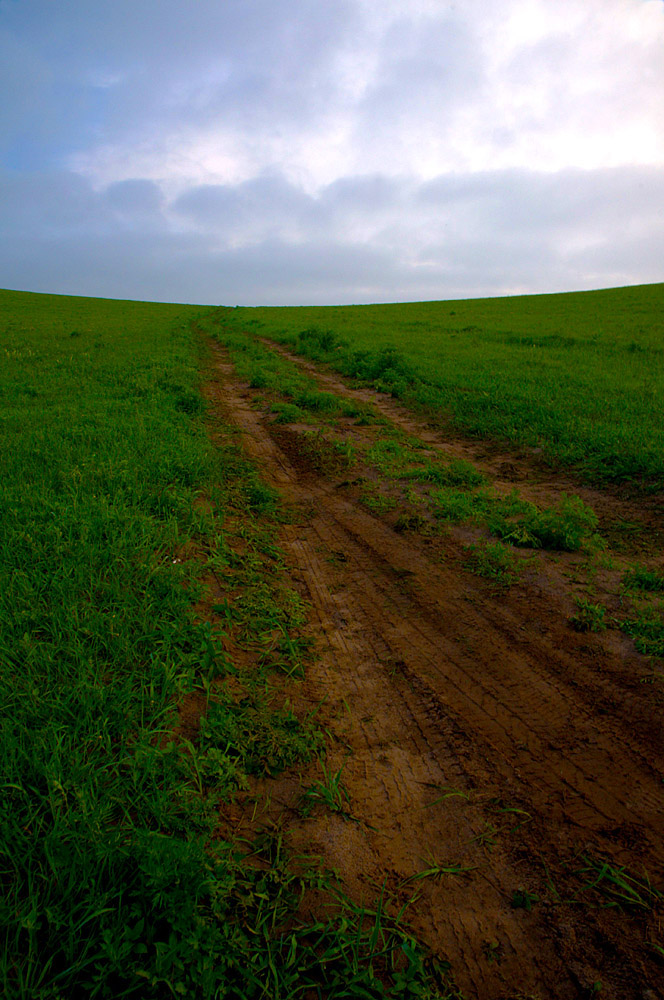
[464,540,525,587]
[570,598,608,633]
[271,400,308,424]
[404,458,486,488]
[573,855,662,910]
[623,566,664,593]
[297,325,344,354]
[342,345,418,398]
[199,697,321,777]
[621,611,664,659]
[490,493,599,551]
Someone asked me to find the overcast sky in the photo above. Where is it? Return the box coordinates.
[1,0,663,305]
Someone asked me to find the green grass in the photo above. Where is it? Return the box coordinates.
[218,283,664,488]
[0,290,452,999]
[572,856,662,911]
[510,888,540,912]
[624,567,664,593]
[216,327,351,423]
[214,314,664,674]
[570,598,608,633]
[621,609,664,659]
[299,761,353,818]
[463,540,527,588]
[615,568,664,660]
[488,493,600,551]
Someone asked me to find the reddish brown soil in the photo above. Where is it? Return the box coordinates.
[203,338,664,1000]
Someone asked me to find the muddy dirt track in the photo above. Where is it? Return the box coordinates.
[204,336,664,1000]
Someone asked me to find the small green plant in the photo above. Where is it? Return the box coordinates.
[367,436,412,476]
[650,940,664,960]
[404,459,486,488]
[488,798,532,830]
[297,325,343,354]
[423,785,470,808]
[299,429,353,474]
[491,493,599,552]
[510,887,540,912]
[621,610,664,658]
[570,598,608,633]
[405,859,477,884]
[360,483,399,515]
[332,437,357,466]
[271,400,308,423]
[394,511,431,534]
[482,939,501,963]
[573,856,662,910]
[472,823,499,852]
[300,760,353,818]
[464,540,524,587]
[431,487,491,524]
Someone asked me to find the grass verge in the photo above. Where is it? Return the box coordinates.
[1,290,454,999]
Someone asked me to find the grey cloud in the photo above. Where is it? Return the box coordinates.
[0,170,170,238]
[319,175,404,213]
[1,163,663,305]
[0,231,397,306]
[103,179,164,218]
[0,170,101,233]
[567,230,664,288]
[0,0,361,151]
[418,166,664,238]
[0,232,218,305]
[353,12,484,159]
[367,12,482,107]
[173,175,316,232]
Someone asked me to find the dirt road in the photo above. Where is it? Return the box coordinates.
[204,336,664,1000]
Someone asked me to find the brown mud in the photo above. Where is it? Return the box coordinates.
[202,336,664,1000]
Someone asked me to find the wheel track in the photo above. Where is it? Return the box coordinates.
[268,339,664,750]
[206,343,664,1000]
[305,488,664,841]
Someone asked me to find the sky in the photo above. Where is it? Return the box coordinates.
[1,0,663,306]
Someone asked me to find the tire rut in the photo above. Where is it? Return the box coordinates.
[206,343,664,1000]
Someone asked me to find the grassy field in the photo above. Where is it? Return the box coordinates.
[0,290,445,998]
[222,283,664,488]
[2,282,663,996]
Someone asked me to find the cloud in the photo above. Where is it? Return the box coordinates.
[0,1,662,303]
[103,179,164,217]
[173,175,317,244]
[47,0,663,193]
[2,161,662,304]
